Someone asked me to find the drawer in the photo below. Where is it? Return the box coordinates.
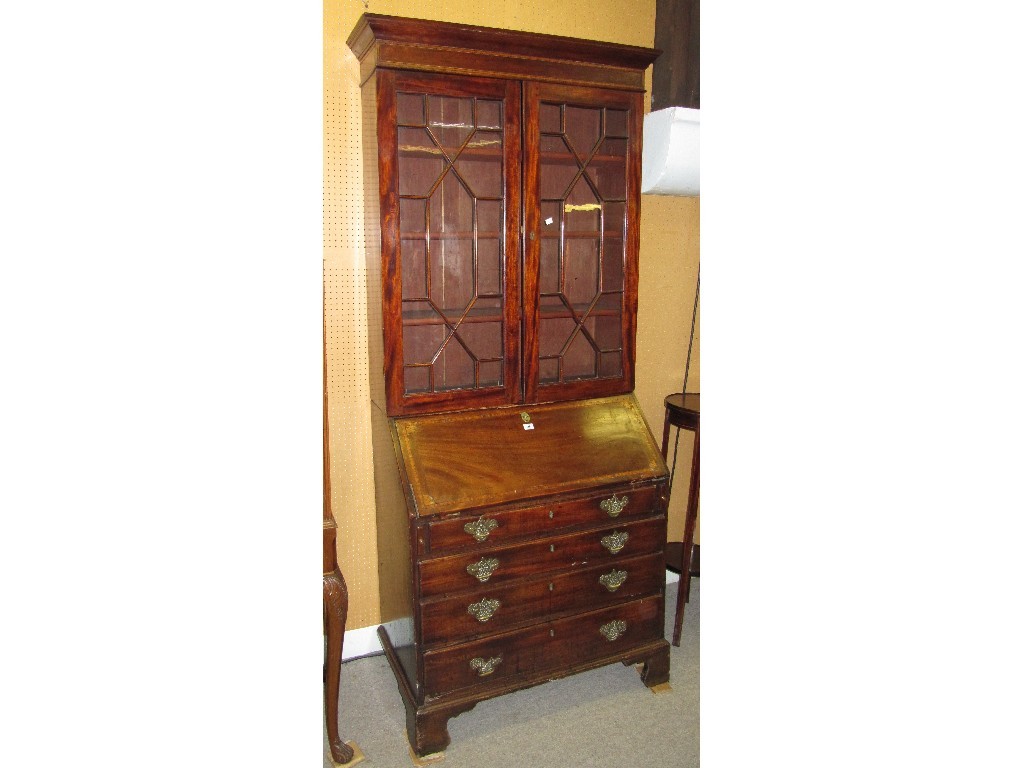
[422,595,663,696]
[425,484,662,554]
[419,516,666,598]
[420,552,664,646]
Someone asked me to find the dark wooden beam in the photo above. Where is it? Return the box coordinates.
[652,0,699,110]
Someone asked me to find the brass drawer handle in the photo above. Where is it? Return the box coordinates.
[466,556,500,583]
[599,494,629,518]
[469,655,503,677]
[600,530,629,553]
[599,619,627,641]
[467,597,500,622]
[464,517,498,542]
[598,568,628,592]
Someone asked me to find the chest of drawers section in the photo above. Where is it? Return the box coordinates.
[417,485,667,660]
[376,395,672,756]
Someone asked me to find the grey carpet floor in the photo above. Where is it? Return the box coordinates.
[325,577,698,767]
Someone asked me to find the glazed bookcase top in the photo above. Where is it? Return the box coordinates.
[351,13,659,417]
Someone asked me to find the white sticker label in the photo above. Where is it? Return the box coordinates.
[522,423,535,430]
[544,217,554,225]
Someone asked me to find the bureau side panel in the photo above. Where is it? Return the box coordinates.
[360,71,386,413]
[370,402,413,624]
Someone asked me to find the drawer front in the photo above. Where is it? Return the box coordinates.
[420,552,664,646]
[425,484,661,554]
[419,516,666,598]
[422,595,663,695]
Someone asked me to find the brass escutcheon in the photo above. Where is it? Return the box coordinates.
[466,556,500,583]
[600,530,629,554]
[599,619,628,641]
[599,494,629,518]
[598,568,628,592]
[464,517,499,542]
[467,597,500,622]
[469,655,503,677]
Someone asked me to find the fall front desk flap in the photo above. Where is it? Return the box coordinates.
[393,394,669,517]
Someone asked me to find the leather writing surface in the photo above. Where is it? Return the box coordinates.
[394,394,667,516]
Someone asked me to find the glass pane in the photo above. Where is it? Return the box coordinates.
[427,95,475,156]
[435,335,475,390]
[540,200,561,235]
[427,181,475,318]
[564,105,601,159]
[477,238,501,297]
[603,201,625,236]
[427,176,473,234]
[471,296,503,318]
[478,199,501,235]
[563,238,599,308]
[602,203,625,292]
[455,130,502,198]
[601,242,623,292]
[539,103,561,134]
[539,294,568,314]
[396,85,509,400]
[400,198,426,233]
[562,330,598,380]
[401,239,428,299]
[564,181,601,233]
[405,365,431,394]
[539,235,559,294]
[587,312,622,352]
[397,93,425,126]
[477,99,502,130]
[402,300,443,331]
[398,128,444,197]
[539,357,559,384]
[599,351,623,378]
[594,138,627,200]
[605,109,628,138]
[427,243,473,320]
[458,321,503,368]
[540,135,576,200]
[539,316,576,358]
[534,99,631,388]
[404,321,444,366]
[479,360,503,387]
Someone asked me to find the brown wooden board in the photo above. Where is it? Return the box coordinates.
[394,394,668,517]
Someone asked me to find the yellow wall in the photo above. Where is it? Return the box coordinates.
[325,0,699,629]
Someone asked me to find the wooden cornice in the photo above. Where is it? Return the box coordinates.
[347,13,661,92]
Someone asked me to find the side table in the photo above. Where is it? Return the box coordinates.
[661,393,699,647]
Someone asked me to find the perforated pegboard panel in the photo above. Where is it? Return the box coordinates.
[324,0,378,629]
[323,265,379,629]
[325,0,699,628]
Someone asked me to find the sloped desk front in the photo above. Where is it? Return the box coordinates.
[378,394,671,756]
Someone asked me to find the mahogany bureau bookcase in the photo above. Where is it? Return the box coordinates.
[347,14,668,757]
